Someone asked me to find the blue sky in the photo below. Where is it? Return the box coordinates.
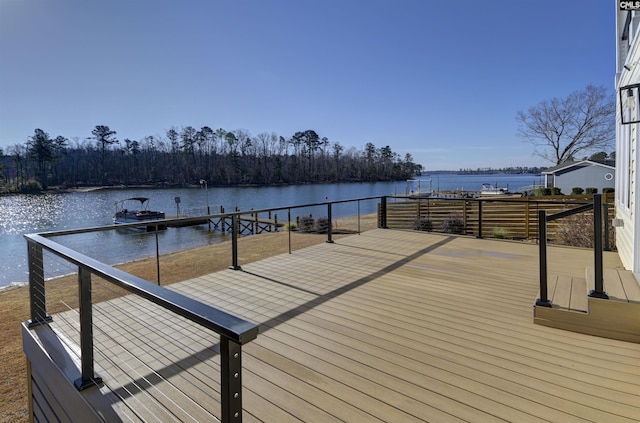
[0,0,614,170]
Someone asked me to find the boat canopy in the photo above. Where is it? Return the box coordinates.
[115,197,150,203]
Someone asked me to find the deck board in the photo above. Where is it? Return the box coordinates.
[569,277,588,311]
[620,269,640,302]
[603,268,627,301]
[43,229,640,422]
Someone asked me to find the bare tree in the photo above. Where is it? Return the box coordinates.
[516,85,615,165]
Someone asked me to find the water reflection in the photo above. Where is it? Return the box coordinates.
[0,194,67,234]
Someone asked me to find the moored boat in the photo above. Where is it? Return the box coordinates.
[480,183,510,195]
[406,179,434,197]
[113,197,166,230]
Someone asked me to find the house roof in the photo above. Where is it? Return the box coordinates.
[541,160,615,175]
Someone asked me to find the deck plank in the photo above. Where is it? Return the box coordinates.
[569,277,588,312]
[619,269,640,302]
[552,275,572,310]
[43,229,640,422]
[603,268,627,301]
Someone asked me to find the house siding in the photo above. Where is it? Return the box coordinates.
[553,166,615,194]
[616,6,640,276]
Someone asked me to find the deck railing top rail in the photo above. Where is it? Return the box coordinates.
[24,232,259,344]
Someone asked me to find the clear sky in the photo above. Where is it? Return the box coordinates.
[0,0,614,171]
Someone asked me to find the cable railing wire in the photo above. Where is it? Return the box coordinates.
[56,300,215,422]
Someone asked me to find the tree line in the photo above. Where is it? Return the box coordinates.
[0,126,423,192]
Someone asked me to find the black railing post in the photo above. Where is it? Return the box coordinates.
[379,196,388,228]
[74,267,103,390]
[155,224,161,285]
[326,202,334,243]
[357,200,361,234]
[589,194,609,299]
[229,214,241,270]
[220,337,243,423]
[288,209,292,254]
[603,203,610,251]
[477,200,483,238]
[536,210,551,307]
[26,241,51,327]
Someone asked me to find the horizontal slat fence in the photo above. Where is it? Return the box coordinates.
[385,194,615,240]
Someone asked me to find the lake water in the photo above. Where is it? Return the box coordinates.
[0,174,541,289]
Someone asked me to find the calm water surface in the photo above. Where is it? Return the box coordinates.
[0,175,540,288]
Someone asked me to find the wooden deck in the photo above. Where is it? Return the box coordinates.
[534,266,640,343]
[28,229,640,422]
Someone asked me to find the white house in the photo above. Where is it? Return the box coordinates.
[615,4,640,276]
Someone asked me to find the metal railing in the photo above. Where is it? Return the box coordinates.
[223,196,386,269]
[536,194,610,307]
[23,195,388,421]
[25,230,259,422]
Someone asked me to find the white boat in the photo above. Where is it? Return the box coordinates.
[480,183,510,195]
[113,197,166,230]
[406,179,434,197]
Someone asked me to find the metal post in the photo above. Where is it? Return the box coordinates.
[463,200,468,235]
[589,194,608,299]
[326,203,334,243]
[220,337,243,423]
[26,241,51,327]
[536,210,551,307]
[74,267,102,390]
[229,214,241,270]
[357,200,361,234]
[288,209,292,254]
[603,203,610,251]
[379,196,387,228]
[155,225,160,285]
[477,200,483,238]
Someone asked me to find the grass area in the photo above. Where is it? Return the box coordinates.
[0,214,377,423]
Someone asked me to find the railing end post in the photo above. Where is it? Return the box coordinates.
[326,203,334,243]
[379,196,388,229]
